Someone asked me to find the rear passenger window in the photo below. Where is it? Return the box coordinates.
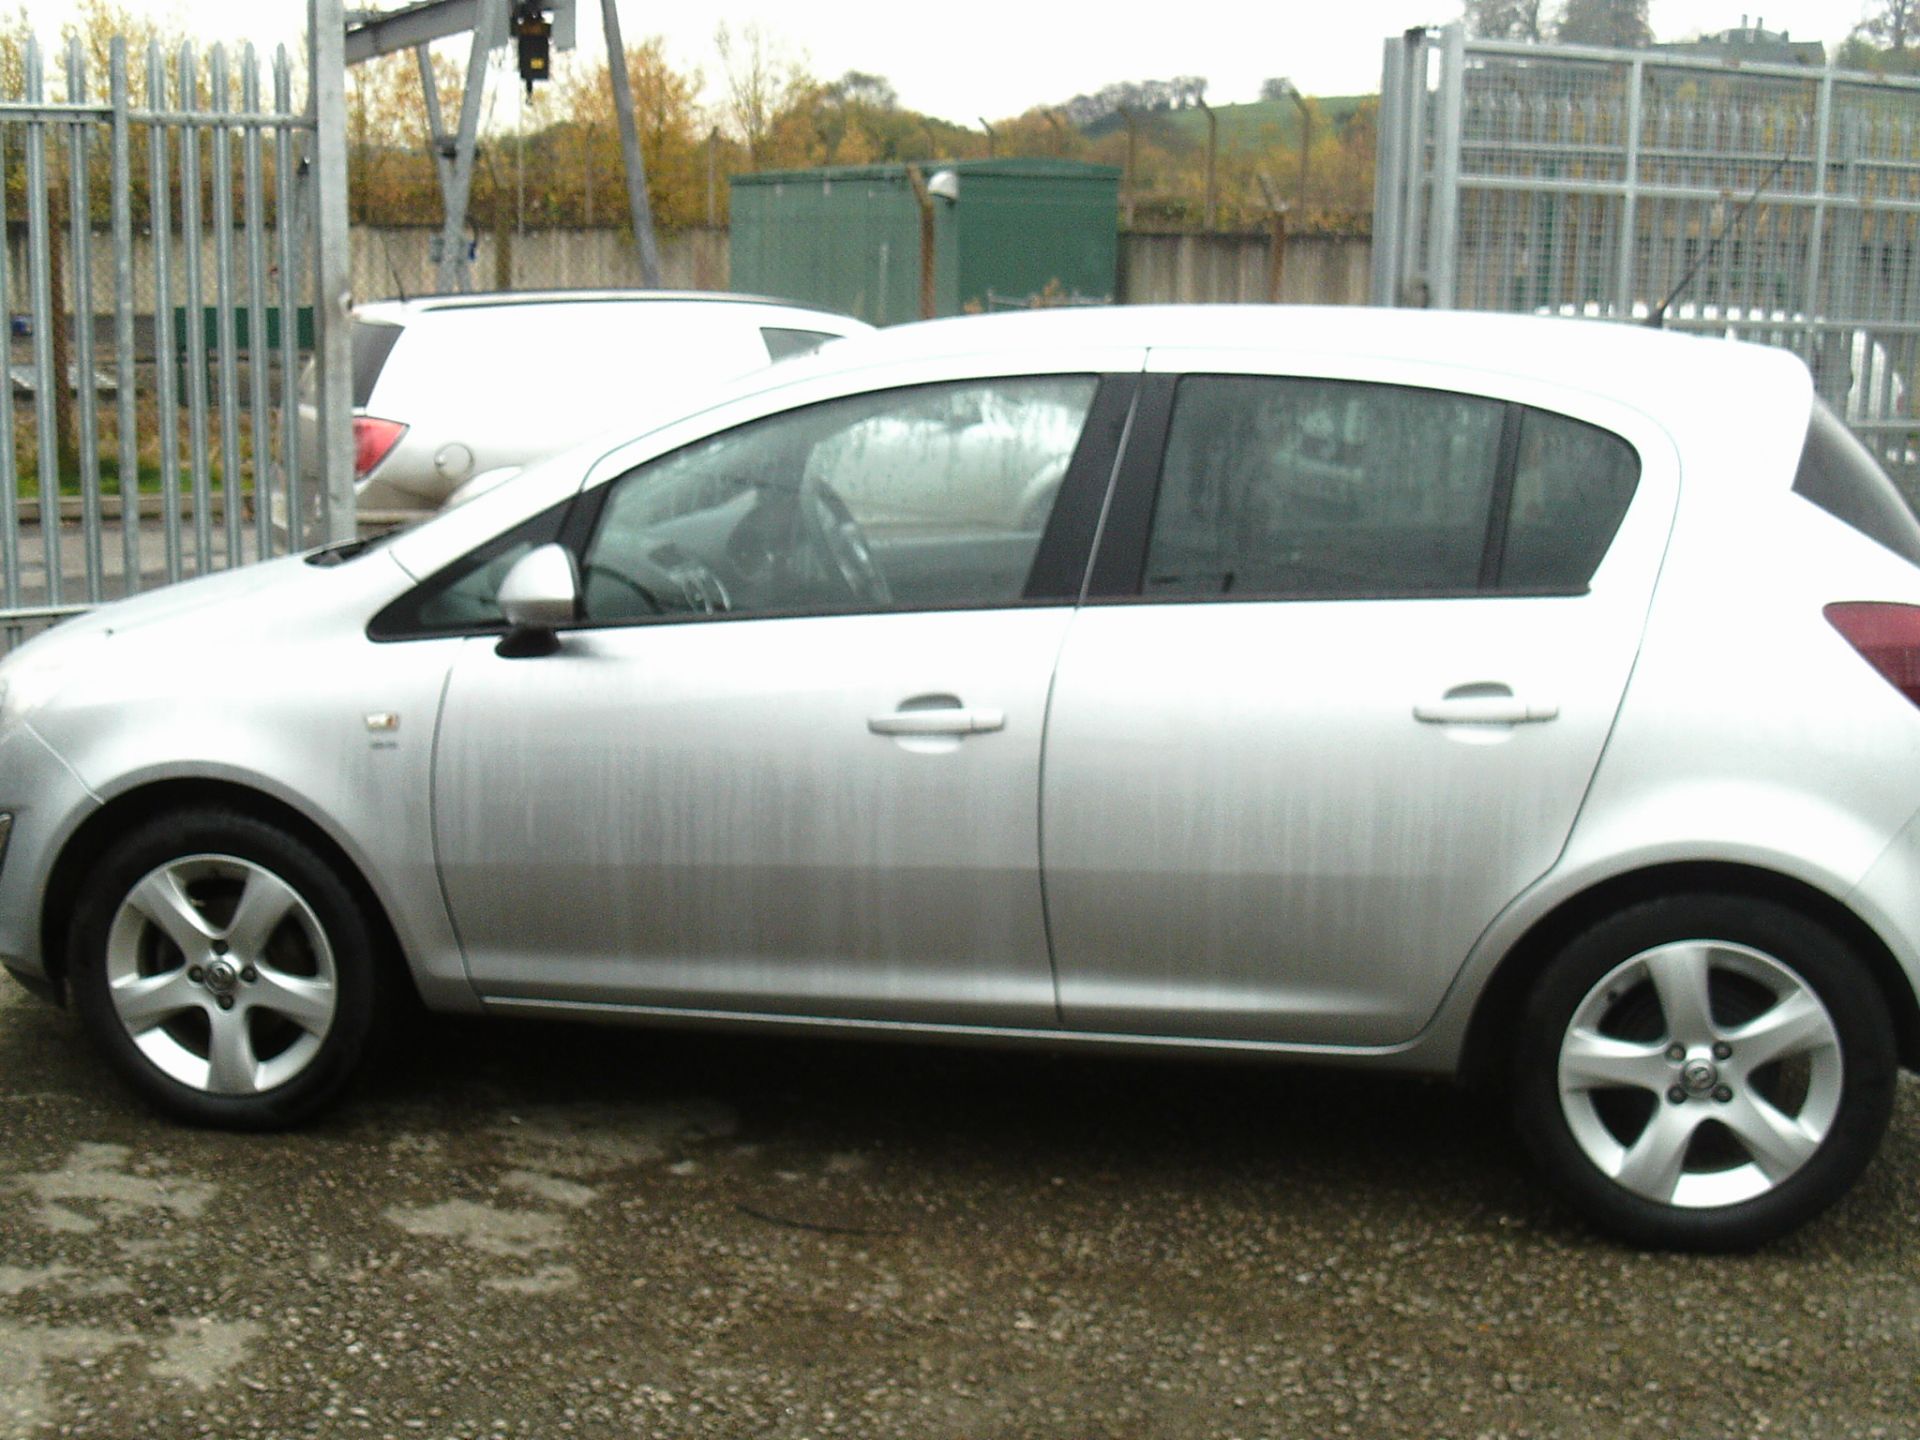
[1501,410,1640,589]
[1139,377,1641,600]
[1143,377,1505,597]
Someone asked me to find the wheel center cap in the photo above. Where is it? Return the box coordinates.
[1681,1058,1719,1095]
[205,960,238,994]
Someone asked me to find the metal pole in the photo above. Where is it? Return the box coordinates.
[1371,37,1407,306]
[211,45,245,569]
[0,84,19,613]
[148,42,182,584]
[1613,55,1645,318]
[1427,24,1467,309]
[1398,29,1430,306]
[274,46,302,552]
[437,0,501,293]
[25,39,62,608]
[1802,67,1835,372]
[109,40,139,595]
[310,0,355,543]
[600,0,662,286]
[242,45,275,563]
[416,42,453,206]
[179,43,213,572]
[65,38,104,601]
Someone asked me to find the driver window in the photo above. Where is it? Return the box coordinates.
[580,375,1099,623]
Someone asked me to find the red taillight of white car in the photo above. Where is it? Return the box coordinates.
[1826,601,1920,708]
[352,416,408,479]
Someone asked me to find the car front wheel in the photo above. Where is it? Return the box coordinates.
[69,808,385,1129]
[1513,894,1897,1250]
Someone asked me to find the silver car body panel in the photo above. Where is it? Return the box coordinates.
[0,553,482,1011]
[1043,354,1683,1046]
[3,306,1919,1082]
[436,609,1072,1023]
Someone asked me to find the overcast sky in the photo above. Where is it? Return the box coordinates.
[23,1,1877,121]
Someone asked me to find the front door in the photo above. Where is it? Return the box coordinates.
[430,371,1121,1026]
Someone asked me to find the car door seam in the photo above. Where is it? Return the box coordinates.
[1041,377,1147,1025]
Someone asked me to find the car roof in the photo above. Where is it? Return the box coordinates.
[355,290,867,326]
[797,303,1807,406]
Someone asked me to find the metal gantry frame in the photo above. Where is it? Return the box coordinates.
[344,0,661,293]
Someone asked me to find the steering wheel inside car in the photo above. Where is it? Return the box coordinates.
[802,483,891,605]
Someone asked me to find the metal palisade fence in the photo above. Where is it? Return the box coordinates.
[0,21,351,648]
[1374,25,1920,498]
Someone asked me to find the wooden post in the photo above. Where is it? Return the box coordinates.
[1257,171,1288,303]
[1199,97,1218,231]
[1268,206,1288,301]
[905,165,936,320]
[707,128,719,227]
[47,196,77,475]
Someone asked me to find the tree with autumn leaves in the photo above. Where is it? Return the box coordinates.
[340,24,1376,235]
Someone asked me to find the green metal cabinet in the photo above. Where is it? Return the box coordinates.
[730,159,1119,326]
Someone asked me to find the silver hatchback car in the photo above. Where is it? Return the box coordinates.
[4,306,1918,1250]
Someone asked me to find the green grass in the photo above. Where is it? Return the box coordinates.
[16,458,226,500]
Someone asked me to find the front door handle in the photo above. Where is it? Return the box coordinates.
[868,707,1006,737]
[1413,696,1559,725]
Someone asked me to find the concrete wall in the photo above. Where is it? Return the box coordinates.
[355,226,1371,308]
[350,225,731,302]
[4,223,1372,322]
[1117,230,1372,306]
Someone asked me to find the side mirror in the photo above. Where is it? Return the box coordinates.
[495,543,578,658]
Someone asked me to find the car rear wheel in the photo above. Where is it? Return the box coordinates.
[1513,894,1896,1250]
[69,808,385,1129]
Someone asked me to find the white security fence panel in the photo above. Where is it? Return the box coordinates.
[0,21,349,648]
[1375,26,1920,498]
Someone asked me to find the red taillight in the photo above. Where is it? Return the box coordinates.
[352,416,407,479]
[1826,602,1920,708]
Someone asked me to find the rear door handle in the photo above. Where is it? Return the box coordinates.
[1413,697,1560,725]
[868,708,1006,737]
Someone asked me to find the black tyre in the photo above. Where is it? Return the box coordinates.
[68,808,386,1129]
[1512,893,1897,1250]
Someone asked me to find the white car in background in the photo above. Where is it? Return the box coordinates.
[303,290,871,529]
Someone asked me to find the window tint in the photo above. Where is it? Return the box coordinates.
[1143,376,1506,598]
[1793,400,1920,569]
[761,327,843,362]
[580,376,1099,623]
[1501,409,1640,589]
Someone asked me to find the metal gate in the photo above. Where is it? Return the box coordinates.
[1374,26,1920,496]
[0,5,352,648]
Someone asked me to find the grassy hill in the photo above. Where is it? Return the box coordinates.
[1086,95,1371,148]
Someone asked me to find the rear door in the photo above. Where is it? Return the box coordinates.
[1039,353,1679,1046]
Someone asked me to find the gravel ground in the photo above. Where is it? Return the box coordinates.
[2,977,1918,1440]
